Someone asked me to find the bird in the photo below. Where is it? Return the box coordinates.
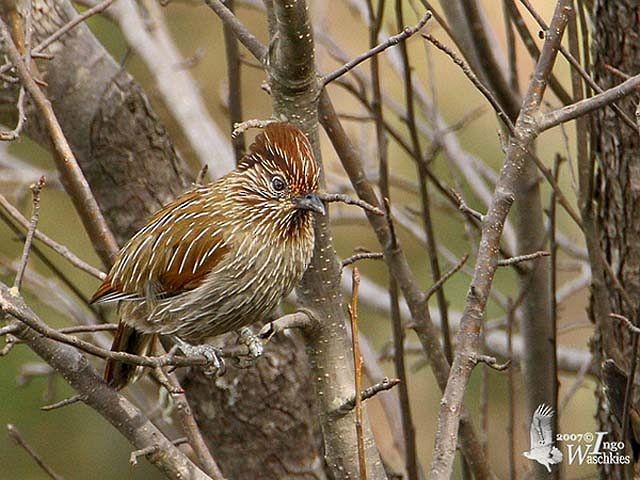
[90,122,325,389]
[523,404,563,472]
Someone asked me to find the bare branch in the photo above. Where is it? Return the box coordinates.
[13,176,45,290]
[41,394,84,412]
[204,0,267,60]
[517,0,637,131]
[0,86,26,141]
[473,354,511,372]
[429,2,573,477]
[319,192,385,216]
[258,311,314,339]
[0,193,106,280]
[0,282,209,478]
[332,377,401,418]
[421,32,515,134]
[159,366,226,480]
[0,19,119,267]
[7,424,63,480]
[537,74,640,131]
[341,251,384,268]
[36,0,114,52]
[497,251,550,267]
[609,313,640,335]
[425,254,468,301]
[347,268,367,479]
[232,118,281,137]
[130,445,159,466]
[322,10,431,85]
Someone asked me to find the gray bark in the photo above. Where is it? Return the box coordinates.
[590,0,640,478]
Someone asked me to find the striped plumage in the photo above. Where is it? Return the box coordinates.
[91,123,324,388]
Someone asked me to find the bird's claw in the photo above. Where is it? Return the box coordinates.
[234,327,264,368]
[172,337,226,377]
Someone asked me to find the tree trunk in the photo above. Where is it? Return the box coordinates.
[591,1,640,478]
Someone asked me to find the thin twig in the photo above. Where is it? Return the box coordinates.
[332,377,401,417]
[0,20,119,267]
[497,251,550,266]
[348,267,367,480]
[421,32,515,135]
[342,252,384,268]
[37,0,115,53]
[130,445,159,466]
[204,0,267,60]
[526,149,583,228]
[13,177,46,290]
[0,324,116,347]
[517,0,637,131]
[506,299,516,480]
[7,424,64,480]
[232,118,280,137]
[0,86,26,141]
[319,192,384,216]
[0,322,20,337]
[223,0,246,163]
[363,2,420,475]
[161,366,226,479]
[0,193,106,280]
[473,354,511,372]
[549,155,561,433]
[450,189,484,222]
[425,254,469,301]
[58,324,118,334]
[321,10,431,85]
[40,394,85,411]
[558,357,594,414]
[537,73,640,131]
[609,313,640,335]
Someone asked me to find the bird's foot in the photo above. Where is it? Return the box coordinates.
[171,336,226,377]
[233,327,263,368]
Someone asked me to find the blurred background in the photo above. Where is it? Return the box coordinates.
[0,0,595,478]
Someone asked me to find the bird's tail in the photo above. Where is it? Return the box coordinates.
[104,322,153,389]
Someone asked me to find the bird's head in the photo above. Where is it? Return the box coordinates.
[226,122,324,237]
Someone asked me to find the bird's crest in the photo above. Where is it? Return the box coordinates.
[239,122,319,195]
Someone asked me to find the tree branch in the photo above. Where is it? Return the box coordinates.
[0,283,210,480]
[428,2,572,478]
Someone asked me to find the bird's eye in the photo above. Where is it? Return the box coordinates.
[271,176,286,192]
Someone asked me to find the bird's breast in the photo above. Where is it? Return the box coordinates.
[151,221,315,339]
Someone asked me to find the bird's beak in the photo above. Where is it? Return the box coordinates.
[295,193,326,215]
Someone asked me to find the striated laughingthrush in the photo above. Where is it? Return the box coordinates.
[90,122,325,388]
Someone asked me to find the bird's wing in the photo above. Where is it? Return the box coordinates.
[529,404,556,448]
[91,189,229,304]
